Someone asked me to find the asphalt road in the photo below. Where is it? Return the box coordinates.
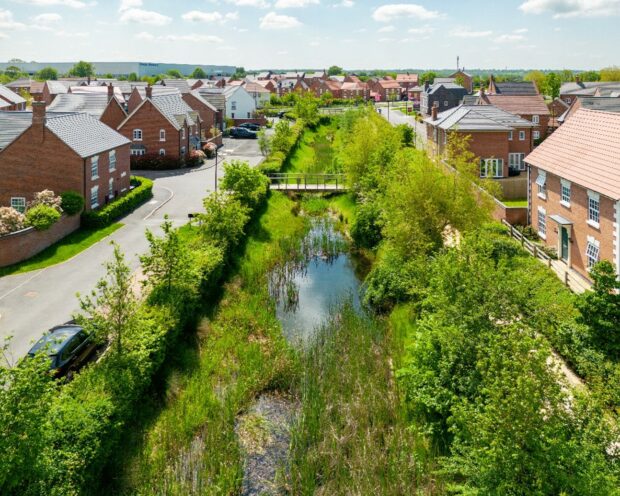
[377,106,427,149]
[0,137,264,363]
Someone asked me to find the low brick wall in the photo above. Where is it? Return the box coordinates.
[493,201,528,226]
[497,176,527,200]
[232,117,268,127]
[0,214,81,268]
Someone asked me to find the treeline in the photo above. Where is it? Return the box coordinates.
[334,107,620,493]
[0,162,269,495]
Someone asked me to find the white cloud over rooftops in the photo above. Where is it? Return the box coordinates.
[372,3,443,22]
[519,0,620,18]
[259,11,301,28]
[119,8,171,25]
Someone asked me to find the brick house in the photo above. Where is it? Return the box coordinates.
[558,96,620,125]
[341,81,368,100]
[0,84,27,111]
[449,69,473,93]
[395,73,419,92]
[549,97,570,126]
[182,90,221,140]
[244,81,272,107]
[48,84,128,129]
[126,86,180,114]
[117,88,202,160]
[159,79,191,94]
[367,78,401,102]
[425,104,535,182]
[42,80,72,105]
[420,82,468,115]
[0,102,131,212]
[487,77,538,96]
[559,78,620,106]
[477,90,551,141]
[310,78,343,99]
[526,108,620,280]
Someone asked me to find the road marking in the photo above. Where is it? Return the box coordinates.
[143,185,174,221]
[148,200,158,205]
[0,268,47,301]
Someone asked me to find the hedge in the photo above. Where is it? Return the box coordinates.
[259,119,306,174]
[81,176,153,229]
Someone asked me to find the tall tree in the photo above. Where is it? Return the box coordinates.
[600,66,620,81]
[327,65,343,76]
[545,72,561,98]
[127,72,138,81]
[68,60,95,78]
[35,67,58,81]
[191,67,207,79]
[524,70,547,95]
[166,69,183,79]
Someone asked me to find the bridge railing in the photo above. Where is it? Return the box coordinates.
[267,173,347,190]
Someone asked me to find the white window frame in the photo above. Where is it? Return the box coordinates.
[159,148,166,156]
[508,153,525,171]
[10,197,26,213]
[159,129,166,142]
[536,170,547,200]
[560,179,571,207]
[586,236,600,270]
[181,128,185,140]
[537,207,547,239]
[91,155,99,180]
[231,101,237,111]
[587,190,600,228]
[181,146,186,156]
[130,149,145,156]
[480,158,503,178]
[532,115,540,124]
[90,185,99,209]
[443,100,449,107]
[108,178,114,200]
[109,150,116,171]
[533,130,540,140]
[133,129,142,141]
[508,130,513,141]
[519,130,526,141]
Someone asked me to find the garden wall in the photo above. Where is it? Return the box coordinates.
[0,214,80,268]
[232,117,268,127]
[493,200,527,226]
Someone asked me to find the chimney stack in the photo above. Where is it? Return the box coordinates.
[107,83,114,99]
[431,102,438,121]
[31,101,46,144]
[146,84,152,99]
[87,75,91,85]
[424,81,430,92]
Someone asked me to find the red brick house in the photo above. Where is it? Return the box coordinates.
[126,86,180,114]
[340,81,368,100]
[182,90,221,140]
[0,102,131,212]
[477,91,551,141]
[526,108,620,280]
[449,69,473,93]
[368,78,401,101]
[395,73,419,92]
[117,88,202,161]
[0,84,27,111]
[310,78,343,99]
[425,104,535,184]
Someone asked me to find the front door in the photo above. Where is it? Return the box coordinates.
[560,227,569,262]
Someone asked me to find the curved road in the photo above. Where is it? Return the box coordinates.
[0,138,263,362]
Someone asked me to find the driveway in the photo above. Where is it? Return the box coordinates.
[0,137,264,362]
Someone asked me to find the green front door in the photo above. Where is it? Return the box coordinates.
[560,227,569,261]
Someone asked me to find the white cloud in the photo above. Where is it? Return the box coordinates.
[226,0,270,7]
[514,27,528,33]
[33,13,62,23]
[451,27,493,38]
[135,31,154,40]
[120,8,171,25]
[335,0,353,6]
[408,25,435,34]
[13,0,93,8]
[136,31,223,43]
[118,0,141,11]
[519,0,620,18]
[55,29,88,37]
[372,3,442,22]
[0,9,26,30]
[182,10,223,22]
[259,11,301,28]
[378,25,395,32]
[496,33,526,42]
[275,0,318,7]
[225,11,240,20]
[0,32,8,39]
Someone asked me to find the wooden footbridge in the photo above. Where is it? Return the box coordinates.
[267,173,348,192]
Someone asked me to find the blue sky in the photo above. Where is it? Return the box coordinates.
[0,0,619,70]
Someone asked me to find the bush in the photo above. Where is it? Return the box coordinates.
[351,199,382,249]
[29,190,62,212]
[185,150,205,168]
[25,204,61,231]
[82,176,153,228]
[0,207,26,235]
[131,153,183,170]
[220,160,269,210]
[60,191,84,216]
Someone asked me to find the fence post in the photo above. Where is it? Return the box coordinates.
[564,271,569,287]
[547,257,551,268]
[533,245,538,258]
[510,225,514,238]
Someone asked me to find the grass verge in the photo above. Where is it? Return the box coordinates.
[502,198,528,207]
[284,120,338,174]
[0,223,123,277]
[112,192,307,495]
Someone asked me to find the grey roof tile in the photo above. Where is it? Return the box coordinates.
[0,84,26,105]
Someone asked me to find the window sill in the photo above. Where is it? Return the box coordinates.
[91,176,99,181]
[121,172,127,177]
[587,220,600,230]
[537,193,547,200]
[159,139,166,142]
[133,139,142,142]
[109,167,116,173]
[538,232,546,240]
[91,203,99,210]
[560,200,570,209]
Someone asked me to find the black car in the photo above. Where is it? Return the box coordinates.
[238,122,261,131]
[230,127,258,139]
[28,325,96,376]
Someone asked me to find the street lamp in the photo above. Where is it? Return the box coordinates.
[214,146,219,192]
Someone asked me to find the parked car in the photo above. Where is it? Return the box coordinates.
[230,127,258,139]
[27,324,96,377]
[238,122,261,131]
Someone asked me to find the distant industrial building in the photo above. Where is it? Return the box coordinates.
[0,61,236,78]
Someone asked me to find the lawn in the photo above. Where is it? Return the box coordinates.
[0,223,123,277]
[502,198,528,207]
[285,119,338,174]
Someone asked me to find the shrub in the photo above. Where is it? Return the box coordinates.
[351,199,382,249]
[29,190,62,213]
[0,207,26,235]
[60,191,84,216]
[185,150,205,168]
[82,176,153,228]
[131,153,183,170]
[25,204,61,230]
[203,142,217,159]
[220,160,269,210]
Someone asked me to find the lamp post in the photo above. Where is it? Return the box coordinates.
[214,146,218,192]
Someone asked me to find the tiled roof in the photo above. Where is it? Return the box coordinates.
[161,79,191,93]
[493,81,538,96]
[188,90,218,112]
[396,73,419,83]
[46,80,72,94]
[0,111,129,157]
[426,104,536,132]
[30,81,45,94]
[341,81,364,91]
[69,85,126,104]
[559,96,620,123]
[434,77,456,85]
[525,108,620,200]
[196,88,226,110]
[0,84,26,105]
[150,94,197,130]
[479,94,550,116]
[428,82,467,95]
[135,86,179,98]
[560,81,620,95]
[377,79,401,89]
[244,81,271,94]
[47,93,115,118]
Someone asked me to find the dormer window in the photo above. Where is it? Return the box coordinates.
[532,115,540,124]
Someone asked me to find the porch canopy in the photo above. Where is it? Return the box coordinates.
[549,214,572,226]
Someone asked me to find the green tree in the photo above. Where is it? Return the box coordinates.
[454,74,465,88]
[78,242,137,355]
[257,128,271,156]
[68,60,95,78]
[419,71,436,85]
[232,66,247,79]
[3,65,23,79]
[127,72,138,82]
[327,65,343,76]
[294,92,319,126]
[166,69,183,79]
[199,193,249,249]
[577,260,620,356]
[579,70,600,82]
[219,160,269,209]
[271,120,294,153]
[35,66,58,80]
[600,66,620,81]
[545,72,561,98]
[560,69,575,82]
[191,67,207,79]
[524,70,547,95]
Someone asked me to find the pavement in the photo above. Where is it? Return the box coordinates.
[0,137,264,363]
[377,106,427,149]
